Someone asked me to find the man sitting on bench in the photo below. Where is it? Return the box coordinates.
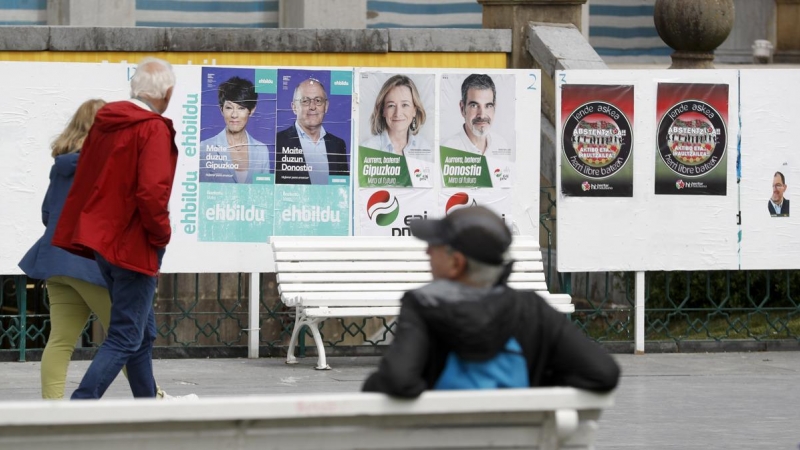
[362,206,620,398]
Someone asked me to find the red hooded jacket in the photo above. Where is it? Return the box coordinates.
[52,101,178,276]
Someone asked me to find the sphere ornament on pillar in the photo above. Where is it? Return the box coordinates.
[654,0,735,69]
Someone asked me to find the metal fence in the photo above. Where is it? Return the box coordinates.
[2,188,799,360]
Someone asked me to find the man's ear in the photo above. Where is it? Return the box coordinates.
[459,101,466,117]
[450,251,468,278]
[291,100,299,115]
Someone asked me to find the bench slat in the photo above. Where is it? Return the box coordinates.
[300,302,575,315]
[278,273,433,283]
[273,239,427,251]
[275,251,430,261]
[275,250,544,262]
[284,292,571,307]
[276,260,544,273]
[271,236,539,248]
[283,292,403,304]
[304,307,401,317]
[276,261,432,273]
[276,272,546,283]
[280,282,428,292]
[281,282,550,293]
[539,293,573,303]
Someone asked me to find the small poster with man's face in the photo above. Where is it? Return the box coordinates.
[439,73,516,188]
[769,167,789,217]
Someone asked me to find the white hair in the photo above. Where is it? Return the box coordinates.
[463,255,508,287]
[446,246,509,287]
[130,57,175,99]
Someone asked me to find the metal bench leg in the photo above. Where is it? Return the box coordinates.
[285,308,303,365]
[307,319,331,370]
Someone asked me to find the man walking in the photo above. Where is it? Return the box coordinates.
[53,57,178,399]
[363,206,620,397]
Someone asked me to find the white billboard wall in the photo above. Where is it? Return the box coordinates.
[0,62,542,274]
[556,70,740,272]
[739,70,800,270]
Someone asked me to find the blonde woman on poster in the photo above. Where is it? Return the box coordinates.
[359,73,434,188]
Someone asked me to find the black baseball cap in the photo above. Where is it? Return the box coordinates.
[409,206,512,265]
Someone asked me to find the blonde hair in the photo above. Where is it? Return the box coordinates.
[50,99,106,158]
[370,75,426,136]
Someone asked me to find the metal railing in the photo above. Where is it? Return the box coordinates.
[2,187,799,359]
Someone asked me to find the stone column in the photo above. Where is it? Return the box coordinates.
[47,0,135,26]
[279,0,366,29]
[715,0,774,64]
[653,0,735,69]
[776,0,800,63]
[478,0,588,69]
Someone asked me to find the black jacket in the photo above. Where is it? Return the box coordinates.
[362,280,620,398]
[274,125,349,184]
[768,198,789,216]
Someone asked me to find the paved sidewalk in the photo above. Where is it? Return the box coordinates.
[1,352,799,449]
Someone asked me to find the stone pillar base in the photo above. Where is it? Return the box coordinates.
[669,51,716,69]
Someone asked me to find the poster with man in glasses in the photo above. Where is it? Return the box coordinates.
[769,170,790,217]
[273,69,353,236]
[275,71,351,185]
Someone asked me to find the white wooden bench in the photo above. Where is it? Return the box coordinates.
[271,235,573,370]
[0,388,613,450]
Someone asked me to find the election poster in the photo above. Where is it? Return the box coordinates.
[655,83,729,196]
[439,189,513,229]
[273,68,353,235]
[357,188,437,236]
[439,73,516,189]
[560,84,634,197]
[197,67,276,242]
[357,71,435,188]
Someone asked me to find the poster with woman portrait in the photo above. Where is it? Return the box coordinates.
[560,84,634,197]
[357,71,435,188]
[439,72,516,189]
[197,67,276,242]
[655,83,729,196]
[199,67,275,184]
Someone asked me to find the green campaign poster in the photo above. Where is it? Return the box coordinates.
[357,146,412,187]
[439,146,493,188]
[273,184,350,236]
[198,183,274,242]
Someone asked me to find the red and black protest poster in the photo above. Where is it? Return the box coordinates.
[655,83,729,196]
[560,84,634,197]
